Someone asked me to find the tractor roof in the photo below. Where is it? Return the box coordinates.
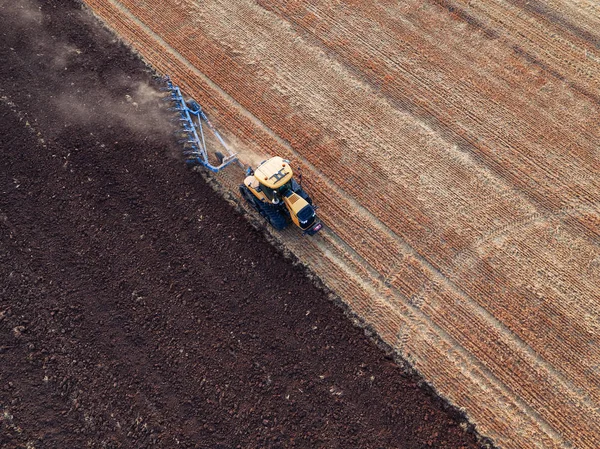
[255,157,293,189]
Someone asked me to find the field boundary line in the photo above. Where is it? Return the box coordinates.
[310,228,564,444]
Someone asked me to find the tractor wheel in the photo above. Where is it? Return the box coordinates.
[239,185,257,207]
[239,185,287,231]
[259,203,288,230]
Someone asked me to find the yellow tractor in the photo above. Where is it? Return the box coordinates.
[239,157,323,235]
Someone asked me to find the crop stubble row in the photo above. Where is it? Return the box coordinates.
[82,0,600,448]
[258,0,600,232]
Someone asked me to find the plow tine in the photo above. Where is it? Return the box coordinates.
[162,76,238,172]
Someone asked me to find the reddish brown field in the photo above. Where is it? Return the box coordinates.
[59,0,600,447]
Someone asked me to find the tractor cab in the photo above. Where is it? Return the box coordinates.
[253,157,294,204]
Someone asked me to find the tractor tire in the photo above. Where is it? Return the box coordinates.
[239,185,257,207]
[259,203,288,230]
[239,185,288,230]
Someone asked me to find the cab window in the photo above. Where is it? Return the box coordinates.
[261,185,275,201]
[277,181,292,195]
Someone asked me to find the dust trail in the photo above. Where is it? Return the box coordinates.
[1,0,79,69]
[0,0,42,26]
[1,0,174,138]
[217,131,266,169]
[52,78,170,134]
[1,0,261,165]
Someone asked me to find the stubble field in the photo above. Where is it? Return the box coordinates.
[34,0,600,448]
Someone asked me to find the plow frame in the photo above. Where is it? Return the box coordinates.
[163,76,238,173]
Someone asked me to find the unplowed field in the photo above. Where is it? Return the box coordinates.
[80,0,600,447]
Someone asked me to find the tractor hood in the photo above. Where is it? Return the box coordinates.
[283,191,320,233]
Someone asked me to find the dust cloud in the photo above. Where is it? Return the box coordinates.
[217,131,266,169]
[1,0,261,165]
[52,77,170,136]
[1,0,173,138]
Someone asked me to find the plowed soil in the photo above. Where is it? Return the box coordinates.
[0,1,487,448]
[78,0,600,448]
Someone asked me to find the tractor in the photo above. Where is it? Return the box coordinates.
[239,157,322,235]
[164,76,322,236]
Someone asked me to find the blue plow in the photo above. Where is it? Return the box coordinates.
[163,76,238,172]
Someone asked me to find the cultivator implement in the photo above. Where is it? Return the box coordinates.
[163,76,238,172]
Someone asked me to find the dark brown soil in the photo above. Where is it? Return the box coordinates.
[0,1,490,448]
